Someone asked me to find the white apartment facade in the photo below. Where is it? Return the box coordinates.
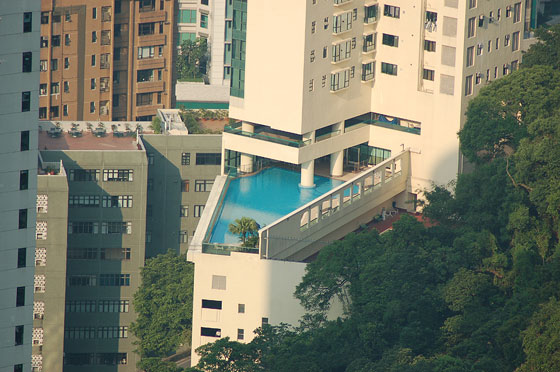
[189,0,533,363]
[0,1,40,371]
[176,0,230,109]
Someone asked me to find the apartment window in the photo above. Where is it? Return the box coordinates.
[180,205,189,217]
[20,131,30,152]
[202,0,209,5]
[51,58,58,71]
[63,105,69,116]
[333,11,353,34]
[101,30,111,45]
[63,81,70,93]
[476,43,483,56]
[39,84,47,96]
[513,3,521,23]
[475,72,482,85]
[69,169,99,181]
[488,40,492,52]
[332,39,351,62]
[324,16,329,30]
[139,22,155,36]
[98,326,128,339]
[102,169,133,182]
[64,57,69,69]
[64,328,96,339]
[330,69,350,91]
[181,152,191,165]
[194,205,205,217]
[52,35,61,47]
[238,304,245,313]
[40,37,48,48]
[41,12,49,24]
[19,209,28,229]
[505,34,510,47]
[512,31,520,51]
[382,33,399,47]
[179,231,189,244]
[200,13,209,28]
[468,0,477,9]
[511,60,519,71]
[381,62,398,76]
[364,4,378,23]
[423,68,435,81]
[506,5,512,17]
[262,317,269,326]
[137,93,152,106]
[496,37,500,50]
[466,46,474,67]
[20,170,29,190]
[92,31,97,43]
[137,69,154,82]
[18,248,27,268]
[40,60,47,71]
[39,107,47,119]
[424,40,436,52]
[237,329,244,340]
[16,287,26,307]
[21,92,30,112]
[66,300,96,312]
[15,325,24,345]
[179,9,197,23]
[22,52,32,73]
[465,75,473,96]
[362,61,375,81]
[140,0,155,11]
[196,153,221,165]
[65,33,71,46]
[23,12,32,32]
[383,5,400,18]
[92,54,96,66]
[195,180,214,192]
[102,195,133,208]
[92,7,97,19]
[68,222,98,234]
[68,247,97,259]
[99,274,130,286]
[50,105,58,117]
[90,101,95,113]
[98,300,129,312]
[138,46,156,59]
[467,17,476,38]
[311,21,316,34]
[91,78,96,90]
[201,327,221,337]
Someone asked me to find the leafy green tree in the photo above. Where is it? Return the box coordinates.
[177,39,208,81]
[131,251,194,364]
[522,24,560,70]
[228,217,260,247]
[519,298,560,372]
[150,116,162,134]
[189,337,262,372]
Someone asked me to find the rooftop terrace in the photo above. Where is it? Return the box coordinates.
[39,130,141,151]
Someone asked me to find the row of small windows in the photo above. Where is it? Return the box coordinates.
[68,221,132,235]
[465,61,519,96]
[68,169,133,182]
[68,195,133,208]
[66,300,130,313]
[68,247,131,260]
[64,326,128,339]
[179,204,205,217]
[64,353,128,366]
[309,62,375,93]
[466,32,521,67]
[467,3,521,38]
[67,274,131,287]
[151,152,221,166]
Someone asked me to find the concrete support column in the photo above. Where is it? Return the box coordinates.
[301,160,315,188]
[330,150,344,177]
[240,121,254,173]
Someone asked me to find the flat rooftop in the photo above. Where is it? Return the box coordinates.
[39,131,141,151]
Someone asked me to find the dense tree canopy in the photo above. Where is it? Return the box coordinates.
[131,251,194,371]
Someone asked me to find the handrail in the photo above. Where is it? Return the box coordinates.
[224,126,309,148]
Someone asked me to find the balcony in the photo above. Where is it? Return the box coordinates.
[138,9,166,23]
[136,80,165,94]
[138,34,166,47]
[364,4,378,24]
[224,122,309,148]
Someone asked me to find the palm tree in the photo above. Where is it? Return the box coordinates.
[228,217,260,247]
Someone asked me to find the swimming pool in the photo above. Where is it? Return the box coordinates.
[209,167,345,244]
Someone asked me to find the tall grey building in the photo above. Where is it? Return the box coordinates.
[0,1,40,371]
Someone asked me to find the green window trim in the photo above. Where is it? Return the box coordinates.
[179,9,197,24]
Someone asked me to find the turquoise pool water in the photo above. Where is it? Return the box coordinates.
[210,167,345,244]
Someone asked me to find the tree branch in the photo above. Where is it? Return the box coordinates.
[506,157,533,192]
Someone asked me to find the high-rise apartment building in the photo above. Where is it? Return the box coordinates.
[39,0,175,122]
[0,1,40,371]
[188,0,536,362]
[175,0,230,109]
[34,116,221,370]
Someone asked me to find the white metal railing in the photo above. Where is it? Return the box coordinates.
[259,150,410,260]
